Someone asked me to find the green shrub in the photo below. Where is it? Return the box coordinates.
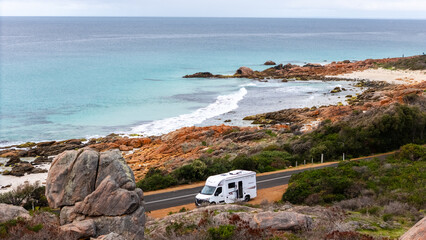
[0,182,48,210]
[27,224,43,232]
[203,158,232,177]
[265,129,277,137]
[174,159,207,183]
[397,144,425,161]
[383,214,393,222]
[232,155,257,171]
[136,173,177,191]
[208,225,235,240]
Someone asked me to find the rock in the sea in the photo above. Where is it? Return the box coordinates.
[0,203,30,222]
[5,156,22,166]
[331,87,342,93]
[400,217,426,240]
[264,60,276,65]
[46,148,145,240]
[235,67,254,77]
[183,72,215,78]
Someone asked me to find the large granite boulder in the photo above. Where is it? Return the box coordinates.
[46,148,145,240]
[400,217,426,240]
[0,203,30,222]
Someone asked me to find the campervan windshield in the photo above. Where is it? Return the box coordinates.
[200,185,216,195]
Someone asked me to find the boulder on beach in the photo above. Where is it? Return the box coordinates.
[46,148,145,240]
[5,156,22,166]
[9,162,34,176]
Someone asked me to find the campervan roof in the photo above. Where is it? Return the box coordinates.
[205,170,255,186]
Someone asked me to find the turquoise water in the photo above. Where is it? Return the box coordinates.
[1,17,426,144]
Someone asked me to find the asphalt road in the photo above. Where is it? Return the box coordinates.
[144,152,392,211]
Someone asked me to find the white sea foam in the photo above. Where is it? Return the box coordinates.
[131,87,248,136]
[239,83,257,87]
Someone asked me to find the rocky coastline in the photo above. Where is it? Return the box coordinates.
[183,56,413,80]
[1,56,425,183]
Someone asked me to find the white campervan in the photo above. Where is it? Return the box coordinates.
[195,170,257,206]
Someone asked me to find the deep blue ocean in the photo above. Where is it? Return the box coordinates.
[1,17,426,145]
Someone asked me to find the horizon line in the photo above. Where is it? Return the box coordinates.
[1,16,426,20]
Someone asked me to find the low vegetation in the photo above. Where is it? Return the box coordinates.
[0,181,48,210]
[0,211,64,239]
[282,144,425,238]
[377,54,426,70]
[288,104,425,163]
[283,144,425,207]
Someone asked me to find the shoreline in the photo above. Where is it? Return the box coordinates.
[2,54,424,148]
[1,55,425,191]
[0,78,363,149]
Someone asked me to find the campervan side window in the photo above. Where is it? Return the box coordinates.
[228,182,235,188]
[214,187,222,196]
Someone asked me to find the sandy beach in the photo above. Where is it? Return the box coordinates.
[0,157,50,193]
[332,68,426,84]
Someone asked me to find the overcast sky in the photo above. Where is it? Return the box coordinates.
[1,0,426,19]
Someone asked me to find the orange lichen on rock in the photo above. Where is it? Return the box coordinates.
[127,125,242,180]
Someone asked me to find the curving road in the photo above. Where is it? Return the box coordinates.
[144,152,392,211]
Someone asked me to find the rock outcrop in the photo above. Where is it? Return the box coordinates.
[46,149,145,240]
[235,66,255,77]
[183,72,217,78]
[243,81,425,127]
[5,156,22,166]
[264,60,276,65]
[125,125,290,180]
[0,203,31,222]
[184,56,413,80]
[400,217,426,240]
[145,205,313,239]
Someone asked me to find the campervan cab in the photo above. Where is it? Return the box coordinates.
[195,170,257,206]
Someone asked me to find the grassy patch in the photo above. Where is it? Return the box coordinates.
[208,225,235,240]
